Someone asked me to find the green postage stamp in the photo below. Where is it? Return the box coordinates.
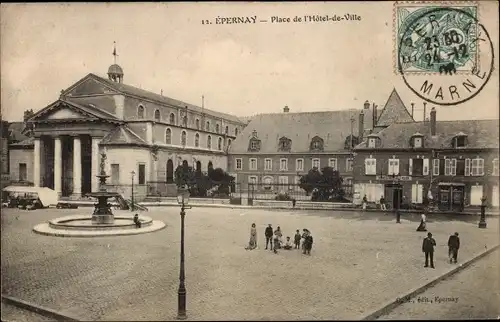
[394,1,494,106]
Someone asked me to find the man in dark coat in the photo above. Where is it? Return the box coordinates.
[422,232,437,268]
[265,224,273,250]
[447,232,460,264]
[303,234,313,255]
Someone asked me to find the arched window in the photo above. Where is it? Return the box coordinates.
[194,133,200,147]
[207,135,212,149]
[218,137,223,150]
[216,124,220,133]
[169,113,175,125]
[181,131,187,146]
[165,128,172,144]
[225,126,229,134]
[183,116,188,127]
[227,139,232,148]
[154,109,161,122]
[206,121,210,131]
[195,119,200,129]
[137,105,145,119]
[235,128,239,136]
[208,161,213,171]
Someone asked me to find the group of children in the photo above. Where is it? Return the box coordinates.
[278,228,314,255]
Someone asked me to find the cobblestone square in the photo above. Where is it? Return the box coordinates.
[1,208,498,321]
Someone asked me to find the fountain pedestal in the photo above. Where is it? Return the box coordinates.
[88,174,120,225]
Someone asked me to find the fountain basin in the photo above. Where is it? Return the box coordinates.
[48,215,154,231]
[33,214,166,237]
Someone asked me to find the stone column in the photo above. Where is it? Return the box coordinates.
[54,137,62,195]
[73,136,82,196]
[33,138,41,187]
[91,137,100,192]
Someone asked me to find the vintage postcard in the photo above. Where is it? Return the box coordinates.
[1,2,498,321]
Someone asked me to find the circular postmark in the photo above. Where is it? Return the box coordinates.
[397,6,494,106]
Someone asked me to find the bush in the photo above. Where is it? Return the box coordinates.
[275,191,293,201]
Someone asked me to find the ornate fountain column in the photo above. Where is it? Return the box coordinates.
[89,152,119,224]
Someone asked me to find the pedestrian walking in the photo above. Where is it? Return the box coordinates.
[265,224,273,250]
[380,195,386,211]
[416,213,427,231]
[273,226,283,253]
[422,232,436,268]
[362,195,368,210]
[447,232,460,264]
[301,229,310,251]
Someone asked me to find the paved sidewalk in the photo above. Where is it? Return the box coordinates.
[1,302,53,321]
[378,249,500,320]
[1,208,498,320]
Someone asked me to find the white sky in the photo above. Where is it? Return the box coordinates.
[1,2,498,121]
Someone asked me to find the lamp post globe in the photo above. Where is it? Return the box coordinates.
[177,185,190,320]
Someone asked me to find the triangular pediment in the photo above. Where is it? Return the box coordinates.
[63,74,119,97]
[46,108,86,120]
[30,100,100,122]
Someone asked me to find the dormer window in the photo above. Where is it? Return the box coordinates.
[278,136,292,152]
[366,134,379,148]
[169,113,175,125]
[183,116,188,127]
[410,132,424,148]
[248,130,261,152]
[206,121,210,131]
[344,135,359,150]
[453,132,468,148]
[195,119,200,129]
[310,136,324,152]
[216,124,220,133]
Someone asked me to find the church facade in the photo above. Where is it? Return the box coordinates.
[9,63,247,200]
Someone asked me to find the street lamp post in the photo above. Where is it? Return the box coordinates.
[478,196,487,228]
[130,171,135,212]
[176,186,190,320]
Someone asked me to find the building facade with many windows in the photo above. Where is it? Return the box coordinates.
[228,105,377,196]
[353,108,499,210]
[8,61,247,200]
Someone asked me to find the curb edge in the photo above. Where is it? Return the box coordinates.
[361,244,500,320]
[1,294,82,321]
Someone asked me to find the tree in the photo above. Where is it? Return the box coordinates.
[175,164,235,197]
[23,109,34,121]
[23,109,35,137]
[299,166,344,201]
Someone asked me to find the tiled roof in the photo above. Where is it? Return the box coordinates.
[376,89,415,127]
[354,119,499,150]
[89,74,245,124]
[230,109,373,154]
[100,125,148,146]
[64,100,120,121]
[7,122,29,142]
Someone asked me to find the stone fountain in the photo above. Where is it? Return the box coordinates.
[87,152,120,224]
[32,152,166,237]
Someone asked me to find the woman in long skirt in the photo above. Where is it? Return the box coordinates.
[245,223,258,250]
[416,213,427,231]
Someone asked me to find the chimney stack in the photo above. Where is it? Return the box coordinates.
[430,107,436,136]
[283,106,289,113]
[423,102,427,122]
[411,102,414,117]
[364,100,370,109]
[358,110,364,141]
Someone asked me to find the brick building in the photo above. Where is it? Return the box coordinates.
[8,57,247,200]
[353,108,499,210]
